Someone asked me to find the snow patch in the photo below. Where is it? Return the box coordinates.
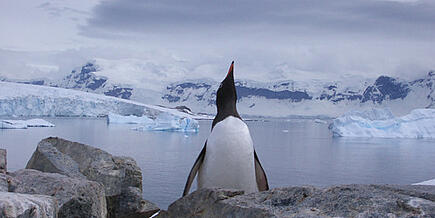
[413,178,435,186]
[331,108,435,138]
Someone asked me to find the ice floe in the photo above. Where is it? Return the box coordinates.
[108,113,199,132]
[1,119,55,129]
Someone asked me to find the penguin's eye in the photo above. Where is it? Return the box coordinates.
[219,83,223,89]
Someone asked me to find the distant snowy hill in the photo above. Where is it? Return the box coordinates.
[3,61,434,117]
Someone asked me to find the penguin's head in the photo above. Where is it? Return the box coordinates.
[216,61,238,114]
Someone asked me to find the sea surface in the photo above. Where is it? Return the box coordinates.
[1,117,435,209]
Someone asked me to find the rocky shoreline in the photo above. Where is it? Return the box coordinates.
[0,137,158,218]
[1,137,434,217]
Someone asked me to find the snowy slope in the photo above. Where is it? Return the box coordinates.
[413,178,435,185]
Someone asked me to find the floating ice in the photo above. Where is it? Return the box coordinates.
[1,119,55,129]
[413,178,435,185]
[107,113,153,124]
[331,108,435,138]
[109,113,199,132]
[0,120,27,129]
[314,119,328,124]
[25,119,55,127]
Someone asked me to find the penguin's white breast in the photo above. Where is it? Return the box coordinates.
[198,116,258,193]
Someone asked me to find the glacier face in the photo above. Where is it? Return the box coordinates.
[0,81,196,129]
[0,81,145,117]
[331,108,435,138]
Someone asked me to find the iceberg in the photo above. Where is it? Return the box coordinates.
[314,119,328,124]
[413,178,435,186]
[24,119,55,127]
[107,113,153,124]
[1,118,55,129]
[1,120,27,129]
[331,108,435,138]
[108,113,199,132]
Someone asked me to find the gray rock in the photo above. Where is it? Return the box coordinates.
[160,185,435,218]
[26,137,157,218]
[0,174,15,192]
[113,156,143,191]
[0,174,9,192]
[0,149,6,173]
[26,140,85,179]
[10,169,107,218]
[0,191,58,218]
[112,187,159,218]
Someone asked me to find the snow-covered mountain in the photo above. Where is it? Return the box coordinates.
[162,72,435,117]
[56,62,134,100]
[1,61,161,105]
[3,61,434,117]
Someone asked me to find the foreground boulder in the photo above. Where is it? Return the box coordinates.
[0,192,57,218]
[0,174,12,192]
[10,169,107,218]
[160,185,435,217]
[26,137,159,217]
[0,149,6,173]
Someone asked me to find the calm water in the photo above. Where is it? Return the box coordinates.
[1,117,435,209]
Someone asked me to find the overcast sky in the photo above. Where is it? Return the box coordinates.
[0,0,434,83]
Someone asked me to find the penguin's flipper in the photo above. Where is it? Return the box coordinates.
[182,143,207,196]
[254,150,269,191]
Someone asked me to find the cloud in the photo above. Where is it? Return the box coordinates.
[82,0,435,40]
[0,0,434,82]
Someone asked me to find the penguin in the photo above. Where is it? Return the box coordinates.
[182,61,269,196]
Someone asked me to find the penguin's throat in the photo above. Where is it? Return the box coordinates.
[218,103,238,116]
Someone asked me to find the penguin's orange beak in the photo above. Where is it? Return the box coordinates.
[227,61,234,77]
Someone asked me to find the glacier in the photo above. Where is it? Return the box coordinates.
[1,118,55,129]
[108,113,199,132]
[331,108,435,138]
[0,81,199,132]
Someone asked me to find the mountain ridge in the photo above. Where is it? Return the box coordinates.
[2,62,434,117]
